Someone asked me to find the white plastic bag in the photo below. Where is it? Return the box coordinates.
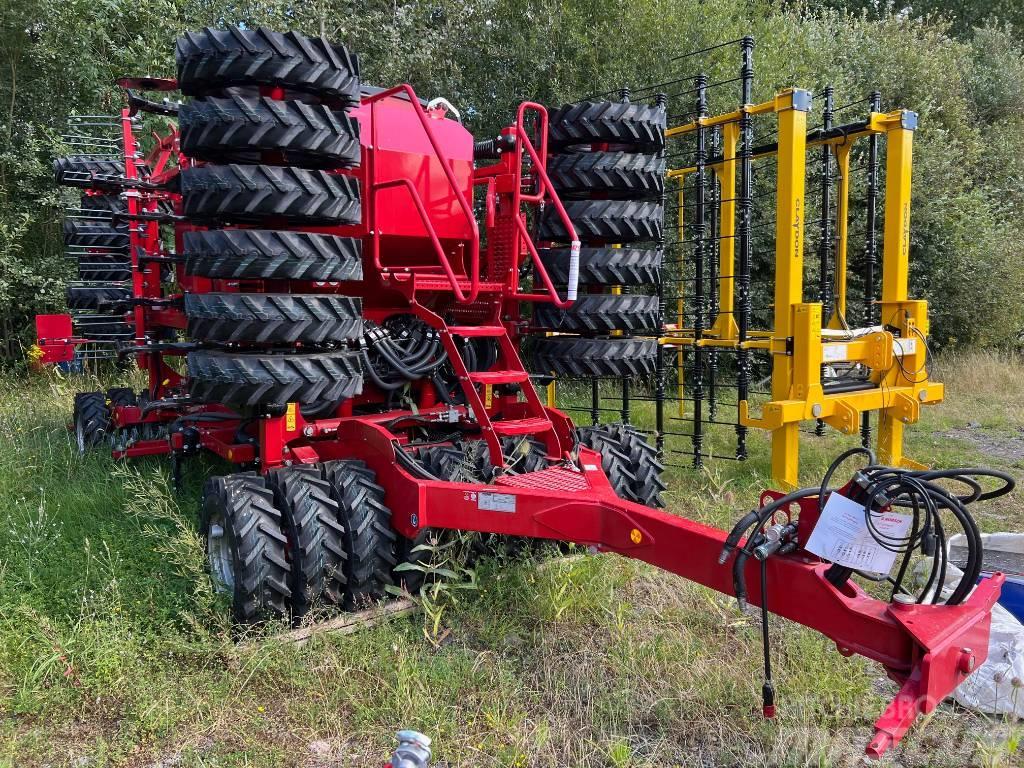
[912,551,1024,717]
[953,600,1024,717]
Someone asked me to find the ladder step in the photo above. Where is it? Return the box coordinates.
[447,325,505,337]
[492,417,553,436]
[469,370,528,385]
[415,277,505,293]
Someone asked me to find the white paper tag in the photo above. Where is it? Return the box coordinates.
[566,240,581,301]
[805,491,912,574]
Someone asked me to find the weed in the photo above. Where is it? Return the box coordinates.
[0,351,1021,766]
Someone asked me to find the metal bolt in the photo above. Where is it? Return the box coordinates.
[302,425,314,437]
[892,593,915,609]
[958,648,976,674]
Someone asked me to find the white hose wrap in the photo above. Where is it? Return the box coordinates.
[566,240,581,302]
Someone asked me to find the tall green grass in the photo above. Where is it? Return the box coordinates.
[1,358,1021,767]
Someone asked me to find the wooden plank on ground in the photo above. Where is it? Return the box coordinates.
[271,598,419,648]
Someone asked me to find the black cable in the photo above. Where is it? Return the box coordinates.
[760,556,775,718]
[818,446,875,514]
[724,454,1007,612]
[393,441,441,481]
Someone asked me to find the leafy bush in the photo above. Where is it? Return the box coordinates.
[1,0,1021,356]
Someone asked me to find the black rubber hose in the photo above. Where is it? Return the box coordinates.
[362,349,406,391]
[819,445,876,514]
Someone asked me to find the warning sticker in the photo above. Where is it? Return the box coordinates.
[805,491,912,574]
[478,491,516,513]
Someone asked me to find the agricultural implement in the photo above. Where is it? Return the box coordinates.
[38,27,1010,758]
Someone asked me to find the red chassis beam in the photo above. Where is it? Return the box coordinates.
[102,400,1000,756]
[278,413,1000,759]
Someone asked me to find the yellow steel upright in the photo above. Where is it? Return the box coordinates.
[876,110,922,467]
[828,143,852,328]
[676,176,687,416]
[768,89,811,487]
[713,122,740,339]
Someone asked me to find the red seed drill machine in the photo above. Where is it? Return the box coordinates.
[36,27,1013,758]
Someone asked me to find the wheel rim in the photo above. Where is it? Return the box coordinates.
[206,513,234,591]
[75,417,87,455]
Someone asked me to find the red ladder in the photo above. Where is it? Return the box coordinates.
[438,322,557,471]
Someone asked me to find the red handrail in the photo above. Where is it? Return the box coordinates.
[365,85,480,303]
[511,103,580,309]
[373,178,470,302]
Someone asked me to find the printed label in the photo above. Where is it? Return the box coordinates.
[478,491,516,513]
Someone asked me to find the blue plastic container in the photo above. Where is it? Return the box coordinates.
[985,572,1024,622]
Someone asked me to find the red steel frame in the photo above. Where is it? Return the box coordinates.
[38,78,1002,759]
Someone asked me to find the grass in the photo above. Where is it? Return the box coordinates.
[1,350,1022,767]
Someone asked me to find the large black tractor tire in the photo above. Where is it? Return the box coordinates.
[62,225,127,252]
[547,101,667,153]
[74,316,133,341]
[529,336,658,377]
[577,426,638,501]
[539,200,663,244]
[183,229,362,282]
[267,465,347,618]
[184,293,362,345]
[105,388,141,453]
[469,436,548,478]
[533,294,661,333]
[73,391,110,453]
[176,26,360,105]
[63,219,129,250]
[106,387,136,408]
[78,254,132,282]
[547,151,665,200]
[54,156,148,189]
[179,95,360,169]
[578,425,666,508]
[201,473,291,623]
[394,445,478,595]
[79,194,127,216]
[416,444,478,482]
[78,192,172,217]
[500,436,549,474]
[187,349,363,412]
[538,247,661,287]
[320,460,397,609]
[65,286,131,312]
[181,164,361,226]
[604,424,666,508]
